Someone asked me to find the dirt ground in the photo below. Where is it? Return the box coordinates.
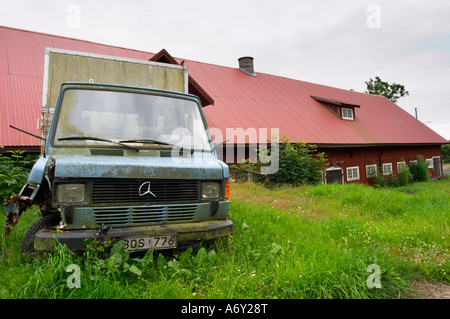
[410,280,450,299]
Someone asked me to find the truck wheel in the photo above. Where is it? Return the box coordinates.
[20,213,61,256]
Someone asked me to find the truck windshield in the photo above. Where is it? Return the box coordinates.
[53,88,212,152]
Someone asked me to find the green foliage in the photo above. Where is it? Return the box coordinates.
[367,168,385,188]
[369,159,422,188]
[385,174,400,188]
[441,144,450,163]
[397,165,413,186]
[365,76,409,103]
[269,137,327,186]
[83,236,115,259]
[230,160,265,184]
[0,150,39,201]
[231,136,327,186]
[409,156,429,182]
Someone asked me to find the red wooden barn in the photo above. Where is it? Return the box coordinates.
[0,26,447,184]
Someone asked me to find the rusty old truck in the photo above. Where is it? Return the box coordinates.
[4,48,232,254]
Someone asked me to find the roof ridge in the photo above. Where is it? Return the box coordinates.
[0,25,246,74]
[183,57,371,98]
[0,25,353,92]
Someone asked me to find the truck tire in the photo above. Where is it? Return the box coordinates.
[21,213,61,256]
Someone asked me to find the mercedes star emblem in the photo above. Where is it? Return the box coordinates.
[138,181,156,197]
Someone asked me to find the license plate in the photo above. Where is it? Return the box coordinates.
[122,235,176,251]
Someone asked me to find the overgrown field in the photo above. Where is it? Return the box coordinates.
[0,178,448,299]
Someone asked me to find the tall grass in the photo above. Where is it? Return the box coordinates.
[0,179,448,299]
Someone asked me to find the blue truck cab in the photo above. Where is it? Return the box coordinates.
[12,82,232,253]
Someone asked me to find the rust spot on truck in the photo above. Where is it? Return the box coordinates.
[3,173,54,235]
[3,193,32,235]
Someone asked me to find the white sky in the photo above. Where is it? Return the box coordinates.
[1,0,449,139]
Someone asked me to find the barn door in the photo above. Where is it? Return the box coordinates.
[326,168,343,184]
[433,157,442,179]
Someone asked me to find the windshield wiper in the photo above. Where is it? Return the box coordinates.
[118,138,174,146]
[58,136,140,151]
[120,138,200,153]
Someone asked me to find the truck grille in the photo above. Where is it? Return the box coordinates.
[93,204,198,226]
[92,179,199,204]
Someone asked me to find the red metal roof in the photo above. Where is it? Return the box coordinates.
[0,26,447,148]
[192,60,447,145]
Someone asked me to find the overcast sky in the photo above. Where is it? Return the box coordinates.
[1,0,449,139]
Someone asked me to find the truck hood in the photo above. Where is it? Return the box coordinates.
[54,155,227,180]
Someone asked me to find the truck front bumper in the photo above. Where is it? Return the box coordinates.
[34,219,233,251]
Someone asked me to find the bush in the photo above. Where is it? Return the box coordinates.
[442,144,450,163]
[231,136,327,186]
[385,174,400,187]
[270,138,327,185]
[398,165,413,186]
[230,160,266,184]
[0,150,39,201]
[409,155,429,182]
[367,169,385,188]
[368,157,425,189]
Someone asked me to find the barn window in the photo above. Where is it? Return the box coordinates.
[310,96,359,121]
[341,107,354,120]
[346,166,360,181]
[397,161,406,172]
[325,167,343,184]
[382,163,393,175]
[366,164,377,178]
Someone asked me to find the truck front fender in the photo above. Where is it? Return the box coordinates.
[28,155,52,185]
[3,156,55,235]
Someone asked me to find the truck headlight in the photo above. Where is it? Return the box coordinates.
[56,183,86,203]
[202,182,220,199]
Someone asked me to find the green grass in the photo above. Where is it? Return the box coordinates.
[0,178,448,299]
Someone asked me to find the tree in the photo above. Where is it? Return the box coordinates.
[230,136,328,186]
[365,76,409,103]
[442,144,450,163]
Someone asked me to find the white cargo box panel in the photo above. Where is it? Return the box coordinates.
[40,48,188,139]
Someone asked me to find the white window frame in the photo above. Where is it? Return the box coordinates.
[382,163,393,175]
[341,107,354,120]
[426,158,433,169]
[366,164,377,178]
[346,166,360,181]
[397,161,406,173]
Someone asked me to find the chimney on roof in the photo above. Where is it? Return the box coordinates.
[238,56,256,76]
